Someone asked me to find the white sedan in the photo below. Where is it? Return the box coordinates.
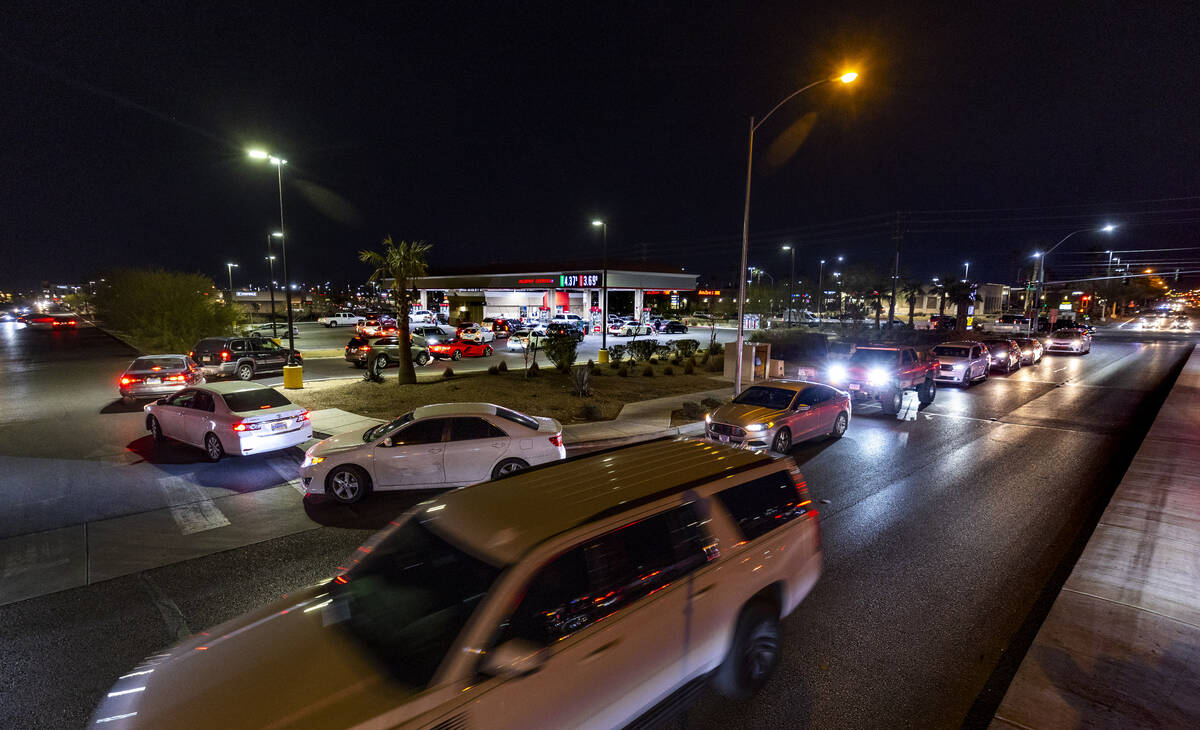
[299,402,565,503]
[459,325,496,343]
[506,329,550,351]
[609,320,651,336]
[144,382,312,461]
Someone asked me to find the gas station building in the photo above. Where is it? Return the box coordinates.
[410,264,697,326]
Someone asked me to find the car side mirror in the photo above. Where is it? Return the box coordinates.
[794,404,811,412]
[480,639,546,679]
[381,437,393,447]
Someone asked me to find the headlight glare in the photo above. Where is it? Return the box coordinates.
[828,364,848,383]
[867,368,890,387]
[745,423,767,432]
[301,455,325,468]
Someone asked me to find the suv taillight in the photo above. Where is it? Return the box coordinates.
[548,433,563,447]
[220,350,231,361]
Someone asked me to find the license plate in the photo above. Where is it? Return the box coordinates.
[146,377,161,384]
[203,356,214,363]
[848,383,860,390]
[718,435,729,443]
[272,422,287,431]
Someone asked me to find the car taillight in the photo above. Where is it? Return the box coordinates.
[165,374,186,382]
[362,345,371,351]
[232,421,263,432]
[295,410,310,422]
[220,350,231,361]
[548,433,563,447]
[188,351,194,358]
[120,377,133,385]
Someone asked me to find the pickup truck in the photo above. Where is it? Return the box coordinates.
[828,344,939,414]
[317,311,364,328]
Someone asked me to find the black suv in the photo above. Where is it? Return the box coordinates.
[191,335,302,381]
[545,322,584,342]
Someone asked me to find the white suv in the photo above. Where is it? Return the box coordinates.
[317,311,363,328]
[93,439,822,729]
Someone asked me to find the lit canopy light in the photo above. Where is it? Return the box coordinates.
[1101,224,1117,232]
[840,72,859,83]
[247,149,286,165]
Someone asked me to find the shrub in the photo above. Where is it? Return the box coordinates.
[701,396,724,410]
[544,336,578,373]
[707,342,724,356]
[684,360,695,375]
[649,356,658,364]
[675,339,700,358]
[680,401,705,420]
[707,355,723,372]
[586,359,595,368]
[442,367,455,379]
[663,365,674,376]
[497,360,508,373]
[655,344,673,359]
[579,403,604,421]
[487,365,500,375]
[569,364,591,397]
[642,364,654,377]
[629,339,659,362]
[606,344,626,363]
[93,268,240,353]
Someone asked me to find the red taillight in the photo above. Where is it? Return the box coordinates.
[295,410,310,422]
[362,345,371,351]
[165,374,186,382]
[120,377,132,385]
[548,433,563,448]
[232,421,263,432]
[188,351,194,358]
[220,350,231,361]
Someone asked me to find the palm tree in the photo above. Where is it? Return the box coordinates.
[901,279,924,326]
[359,237,432,385]
[944,279,974,334]
[935,273,957,316]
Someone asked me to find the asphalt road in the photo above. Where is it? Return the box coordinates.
[0,320,1194,729]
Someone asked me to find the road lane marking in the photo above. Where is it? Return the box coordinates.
[140,573,191,641]
[158,476,230,535]
[266,456,306,495]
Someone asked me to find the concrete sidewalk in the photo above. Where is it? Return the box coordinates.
[991,345,1200,728]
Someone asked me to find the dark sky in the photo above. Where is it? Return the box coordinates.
[3,1,1199,292]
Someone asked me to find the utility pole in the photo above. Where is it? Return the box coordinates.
[888,212,902,329]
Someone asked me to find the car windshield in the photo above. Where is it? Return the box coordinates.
[129,357,186,371]
[1055,332,1082,340]
[221,388,294,412]
[512,330,529,338]
[983,341,1011,349]
[932,346,971,358]
[365,411,415,442]
[332,519,502,689]
[732,386,796,409]
[850,349,900,367]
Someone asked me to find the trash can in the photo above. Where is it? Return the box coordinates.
[282,365,303,390]
[598,349,610,364]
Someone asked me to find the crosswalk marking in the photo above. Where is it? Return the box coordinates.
[157,476,230,535]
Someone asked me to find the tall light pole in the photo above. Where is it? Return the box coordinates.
[1031,223,1116,333]
[225,262,239,302]
[266,232,282,337]
[782,244,795,326]
[247,150,296,362]
[963,261,970,282]
[592,219,608,350]
[734,71,858,394]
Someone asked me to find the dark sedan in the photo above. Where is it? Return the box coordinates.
[981,338,1022,373]
[1012,337,1044,365]
[658,320,689,334]
[119,355,205,401]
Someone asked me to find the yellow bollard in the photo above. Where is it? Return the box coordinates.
[598,348,610,364]
[282,365,304,389]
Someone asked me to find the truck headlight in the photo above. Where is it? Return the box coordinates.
[867,368,890,387]
[828,364,848,383]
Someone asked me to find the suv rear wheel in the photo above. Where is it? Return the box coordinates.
[918,379,936,405]
[880,388,902,414]
[235,362,255,381]
[713,602,781,700]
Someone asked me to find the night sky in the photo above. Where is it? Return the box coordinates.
[3,1,1199,293]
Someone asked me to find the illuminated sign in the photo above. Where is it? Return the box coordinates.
[559,272,600,288]
[697,289,721,296]
[516,278,555,285]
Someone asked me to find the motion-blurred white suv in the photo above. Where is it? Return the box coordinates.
[94,438,821,729]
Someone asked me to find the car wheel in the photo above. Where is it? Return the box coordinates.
[484,345,494,356]
[918,379,936,405]
[376,354,390,368]
[203,433,225,462]
[416,352,430,366]
[236,362,254,381]
[771,428,791,453]
[327,465,370,504]
[328,321,337,327]
[830,411,848,439]
[880,389,901,415]
[712,602,781,701]
[452,349,463,361]
[492,458,529,480]
[962,370,972,388]
[148,416,165,443]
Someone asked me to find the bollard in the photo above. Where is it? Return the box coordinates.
[598,349,610,364]
[282,365,304,389]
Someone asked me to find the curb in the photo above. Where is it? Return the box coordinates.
[564,421,706,451]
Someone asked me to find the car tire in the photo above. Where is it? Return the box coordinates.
[962,370,972,388]
[148,416,165,443]
[236,362,255,381]
[328,321,337,327]
[918,378,936,405]
[376,354,390,368]
[771,428,791,453]
[203,433,224,462]
[830,411,848,439]
[712,601,782,701]
[416,352,430,366]
[452,349,463,361]
[326,465,371,504]
[484,345,494,356]
[492,458,529,480]
[880,389,901,414]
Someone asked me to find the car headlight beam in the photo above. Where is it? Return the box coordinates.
[828,364,848,383]
[867,368,890,387]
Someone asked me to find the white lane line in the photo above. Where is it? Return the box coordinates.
[158,476,230,535]
[266,456,306,495]
[920,410,1101,435]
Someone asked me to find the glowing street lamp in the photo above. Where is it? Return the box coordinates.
[225,262,239,301]
[265,232,283,337]
[1030,223,1117,333]
[592,219,608,350]
[734,70,858,393]
[248,150,297,361]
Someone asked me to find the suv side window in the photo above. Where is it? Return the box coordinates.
[971,346,980,358]
[501,505,711,646]
[230,339,246,353]
[900,349,915,366]
[715,471,807,541]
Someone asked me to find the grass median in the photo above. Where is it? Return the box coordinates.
[284,360,729,425]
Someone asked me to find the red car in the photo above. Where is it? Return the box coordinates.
[428,338,494,360]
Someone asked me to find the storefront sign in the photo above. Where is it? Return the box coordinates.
[516,278,555,285]
[558,272,600,288]
[698,289,721,296]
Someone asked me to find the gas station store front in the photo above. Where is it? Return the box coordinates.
[411,266,698,329]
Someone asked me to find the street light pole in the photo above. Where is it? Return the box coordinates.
[249,150,297,363]
[1030,224,1116,334]
[817,259,825,323]
[592,219,608,350]
[963,261,970,282]
[734,71,858,394]
[782,244,795,326]
[266,232,282,337]
[226,262,238,302]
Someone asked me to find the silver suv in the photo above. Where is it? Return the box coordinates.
[94,439,822,729]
